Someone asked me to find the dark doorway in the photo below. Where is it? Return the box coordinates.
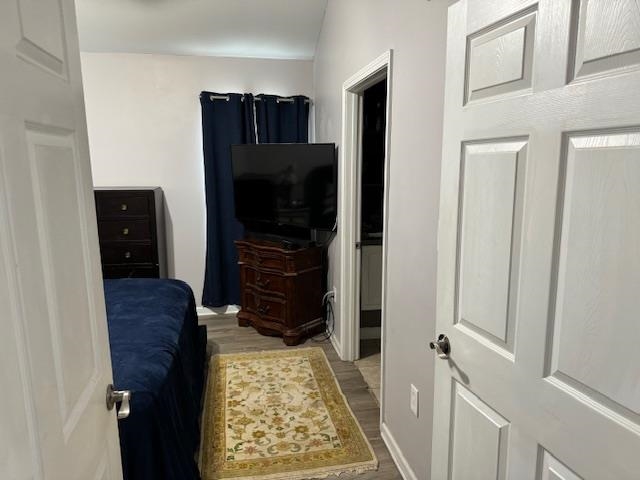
[355,78,387,404]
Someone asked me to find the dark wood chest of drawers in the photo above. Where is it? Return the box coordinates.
[94,188,167,279]
[236,239,325,346]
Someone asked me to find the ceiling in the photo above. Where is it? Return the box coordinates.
[75,0,328,60]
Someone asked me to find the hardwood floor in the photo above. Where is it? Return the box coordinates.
[201,316,403,480]
[357,338,382,404]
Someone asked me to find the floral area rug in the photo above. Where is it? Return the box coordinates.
[200,347,378,480]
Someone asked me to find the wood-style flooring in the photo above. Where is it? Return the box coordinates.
[201,316,403,480]
[355,340,381,405]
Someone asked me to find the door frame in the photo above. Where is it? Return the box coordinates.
[338,50,393,380]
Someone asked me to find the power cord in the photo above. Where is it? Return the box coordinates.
[314,230,336,249]
[307,230,336,342]
[321,290,334,305]
[312,290,335,342]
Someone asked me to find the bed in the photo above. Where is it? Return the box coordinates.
[104,278,207,480]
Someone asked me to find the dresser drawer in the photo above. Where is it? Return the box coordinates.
[244,290,286,321]
[98,219,152,242]
[96,193,151,218]
[237,241,323,273]
[239,249,286,271]
[100,243,154,264]
[244,268,287,295]
[102,264,159,279]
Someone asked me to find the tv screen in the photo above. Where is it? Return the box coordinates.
[231,143,337,232]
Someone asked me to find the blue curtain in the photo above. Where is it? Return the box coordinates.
[200,92,256,307]
[255,94,309,143]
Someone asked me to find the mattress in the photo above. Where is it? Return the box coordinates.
[104,278,207,480]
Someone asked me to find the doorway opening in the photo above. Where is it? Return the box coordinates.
[337,50,392,415]
[354,78,387,404]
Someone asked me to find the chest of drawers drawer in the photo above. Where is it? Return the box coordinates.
[239,249,287,271]
[243,267,287,296]
[237,241,322,273]
[243,289,287,322]
[102,264,159,279]
[96,193,152,218]
[100,243,154,264]
[98,219,152,242]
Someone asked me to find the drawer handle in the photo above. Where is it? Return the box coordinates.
[120,203,128,211]
[257,305,270,315]
[124,251,131,259]
[255,273,270,289]
[122,227,129,236]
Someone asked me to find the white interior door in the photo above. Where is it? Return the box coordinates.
[0,0,123,478]
[432,0,640,478]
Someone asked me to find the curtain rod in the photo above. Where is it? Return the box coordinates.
[208,94,311,104]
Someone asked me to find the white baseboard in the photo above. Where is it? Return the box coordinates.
[380,422,419,480]
[329,333,343,360]
[360,326,381,340]
[196,305,239,321]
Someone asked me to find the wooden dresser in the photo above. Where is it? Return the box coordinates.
[94,187,167,279]
[236,239,325,345]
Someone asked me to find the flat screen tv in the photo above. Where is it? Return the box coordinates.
[231,143,337,235]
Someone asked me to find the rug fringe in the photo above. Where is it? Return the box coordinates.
[219,460,379,480]
[287,462,379,480]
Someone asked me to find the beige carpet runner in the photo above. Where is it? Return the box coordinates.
[200,347,378,480]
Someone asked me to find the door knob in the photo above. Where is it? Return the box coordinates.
[106,384,131,420]
[429,334,451,359]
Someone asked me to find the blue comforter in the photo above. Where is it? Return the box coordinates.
[104,279,207,480]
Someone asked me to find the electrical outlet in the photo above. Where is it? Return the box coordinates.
[332,286,337,303]
[410,384,419,417]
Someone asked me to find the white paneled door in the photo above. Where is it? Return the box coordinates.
[0,0,123,479]
[433,0,640,479]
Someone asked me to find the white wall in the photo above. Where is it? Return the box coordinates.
[313,1,449,477]
[81,53,313,304]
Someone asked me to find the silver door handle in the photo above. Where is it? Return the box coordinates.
[429,334,451,359]
[106,384,131,420]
